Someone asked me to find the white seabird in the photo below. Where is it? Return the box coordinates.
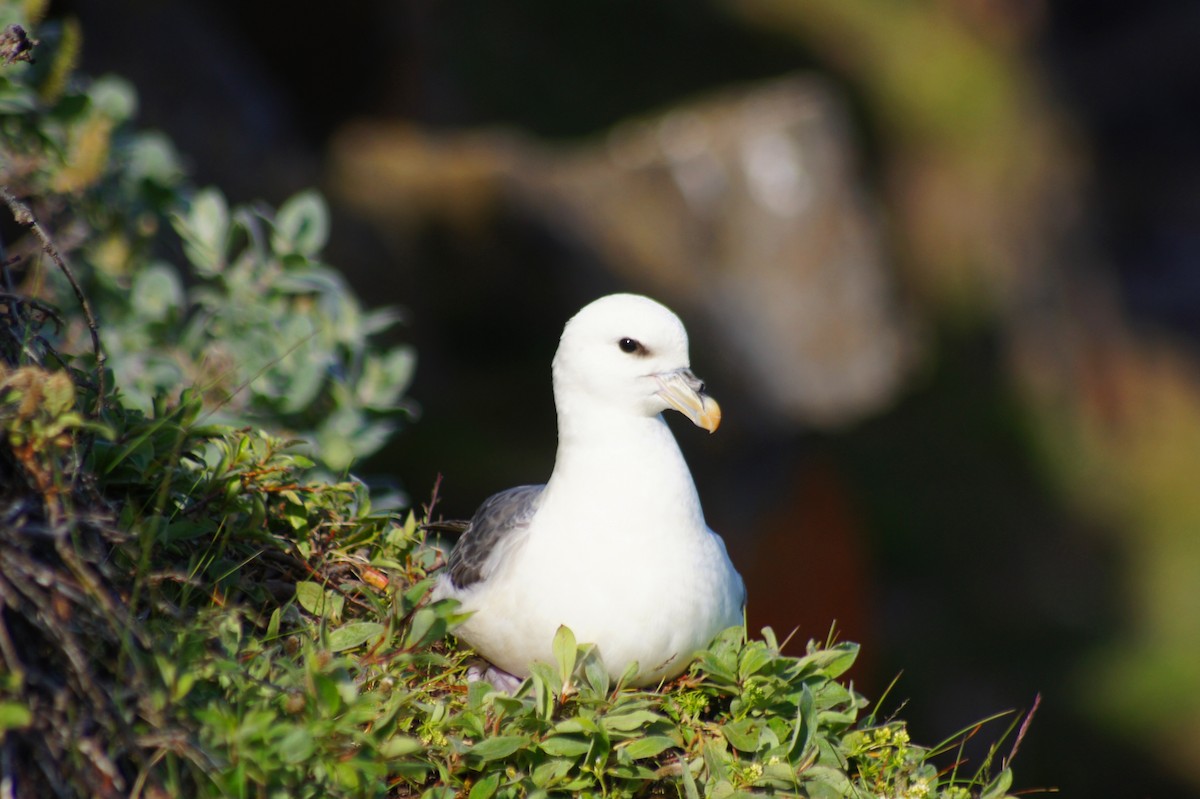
[432,293,745,686]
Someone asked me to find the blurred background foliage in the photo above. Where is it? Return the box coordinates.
[24,0,1200,795]
[0,4,415,475]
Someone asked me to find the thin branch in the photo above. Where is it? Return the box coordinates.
[1004,693,1041,769]
[0,187,106,412]
[0,292,66,331]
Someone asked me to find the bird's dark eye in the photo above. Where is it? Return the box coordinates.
[618,337,646,355]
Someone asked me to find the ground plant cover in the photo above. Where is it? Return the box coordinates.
[0,5,1030,797]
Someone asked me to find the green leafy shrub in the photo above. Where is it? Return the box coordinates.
[0,4,414,474]
[0,6,1028,798]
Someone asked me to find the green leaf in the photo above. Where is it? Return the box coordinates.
[403,575,436,607]
[530,757,576,788]
[181,188,229,272]
[554,716,600,735]
[131,263,184,321]
[553,624,577,687]
[540,734,591,757]
[127,131,182,185]
[295,581,324,614]
[332,758,362,790]
[295,581,343,621]
[0,89,37,114]
[702,739,732,784]
[709,779,737,798]
[312,672,344,714]
[41,371,75,416]
[581,648,610,696]
[739,641,776,679]
[801,765,853,794]
[721,718,761,753]
[757,760,800,789]
[0,702,32,732]
[160,520,213,543]
[789,683,816,758]
[601,709,664,733]
[981,767,1014,799]
[217,615,242,655]
[403,607,446,650]
[88,74,137,119]
[278,726,315,764]
[466,735,530,762]
[491,695,526,718]
[817,709,857,727]
[467,773,501,799]
[378,736,423,759]
[171,668,196,702]
[266,607,282,640]
[680,753,702,799]
[798,642,859,679]
[327,621,385,652]
[274,189,330,257]
[620,735,677,760]
[529,662,560,715]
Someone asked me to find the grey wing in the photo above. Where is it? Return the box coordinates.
[446,484,544,590]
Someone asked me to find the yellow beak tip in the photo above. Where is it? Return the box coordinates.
[699,398,722,433]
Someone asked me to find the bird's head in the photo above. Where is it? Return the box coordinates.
[552,293,721,432]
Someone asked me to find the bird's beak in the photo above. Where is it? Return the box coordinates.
[654,369,721,433]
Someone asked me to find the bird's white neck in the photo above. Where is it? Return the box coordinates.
[542,399,706,538]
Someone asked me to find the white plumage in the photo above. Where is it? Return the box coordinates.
[432,293,744,686]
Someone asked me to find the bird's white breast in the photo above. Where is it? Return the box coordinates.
[448,416,743,684]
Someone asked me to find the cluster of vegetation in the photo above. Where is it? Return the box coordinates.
[0,4,1029,797]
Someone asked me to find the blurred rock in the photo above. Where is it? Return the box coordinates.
[331,74,915,432]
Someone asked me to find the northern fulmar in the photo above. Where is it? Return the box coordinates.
[432,293,745,687]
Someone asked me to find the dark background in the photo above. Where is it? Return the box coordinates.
[53,0,1200,795]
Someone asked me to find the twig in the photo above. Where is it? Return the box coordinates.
[423,472,445,522]
[1004,693,1041,768]
[1,737,15,799]
[0,595,26,683]
[0,292,65,331]
[196,325,317,423]
[0,187,106,413]
[1,238,14,292]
